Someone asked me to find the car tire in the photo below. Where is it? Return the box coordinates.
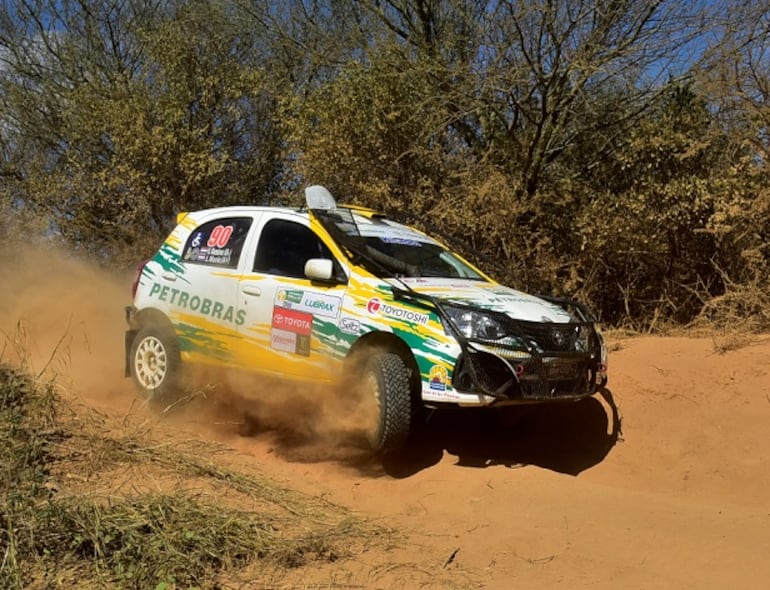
[362,352,412,453]
[130,324,181,401]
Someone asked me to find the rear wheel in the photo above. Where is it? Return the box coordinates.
[362,352,412,453]
[130,324,181,401]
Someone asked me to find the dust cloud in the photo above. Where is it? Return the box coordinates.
[175,366,379,462]
[0,246,379,462]
[0,246,134,403]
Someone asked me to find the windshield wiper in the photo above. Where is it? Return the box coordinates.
[363,245,418,277]
[311,208,417,278]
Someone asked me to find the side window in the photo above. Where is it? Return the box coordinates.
[182,217,252,269]
[253,219,333,278]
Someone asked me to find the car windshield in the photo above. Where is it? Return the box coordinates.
[313,208,484,280]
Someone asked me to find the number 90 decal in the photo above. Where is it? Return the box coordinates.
[207,225,233,248]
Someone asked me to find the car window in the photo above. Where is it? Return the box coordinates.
[253,219,333,278]
[313,209,484,279]
[182,217,252,269]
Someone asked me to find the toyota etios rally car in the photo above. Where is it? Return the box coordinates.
[126,186,608,452]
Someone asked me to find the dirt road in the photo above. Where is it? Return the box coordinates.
[2,250,769,589]
[195,336,769,590]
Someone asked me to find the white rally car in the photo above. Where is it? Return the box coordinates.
[125,186,608,452]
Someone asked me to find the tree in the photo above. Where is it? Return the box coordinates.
[2,0,769,326]
[574,82,726,326]
[349,1,716,195]
[0,0,285,260]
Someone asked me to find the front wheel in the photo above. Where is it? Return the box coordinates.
[130,324,181,401]
[361,352,412,453]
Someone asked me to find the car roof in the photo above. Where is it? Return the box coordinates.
[175,205,303,224]
[178,204,387,225]
[186,205,304,216]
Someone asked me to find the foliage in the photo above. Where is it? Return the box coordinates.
[0,0,285,261]
[283,48,451,208]
[572,83,726,326]
[1,0,770,327]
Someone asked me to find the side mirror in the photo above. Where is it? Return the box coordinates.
[304,258,334,282]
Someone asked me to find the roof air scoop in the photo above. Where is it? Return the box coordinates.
[305,185,337,210]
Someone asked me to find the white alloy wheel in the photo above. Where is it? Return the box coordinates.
[130,324,181,401]
[134,335,168,390]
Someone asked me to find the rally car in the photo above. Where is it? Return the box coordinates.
[125,186,608,452]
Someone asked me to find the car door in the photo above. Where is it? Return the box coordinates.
[159,214,257,367]
[235,215,348,382]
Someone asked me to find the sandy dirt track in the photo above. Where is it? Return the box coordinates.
[205,336,770,590]
[2,250,769,589]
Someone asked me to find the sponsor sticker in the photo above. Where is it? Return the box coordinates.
[487,295,531,305]
[276,289,304,305]
[147,282,246,326]
[272,307,313,334]
[296,334,310,356]
[339,317,360,334]
[276,288,341,318]
[271,306,312,356]
[366,297,429,325]
[366,298,381,314]
[380,236,422,246]
[361,225,434,244]
[270,328,296,353]
[429,365,448,391]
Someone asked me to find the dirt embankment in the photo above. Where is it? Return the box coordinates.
[2,248,769,589]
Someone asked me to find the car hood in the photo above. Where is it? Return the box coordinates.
[393,278,573,323]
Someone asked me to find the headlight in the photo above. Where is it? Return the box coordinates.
[443,306,507,340]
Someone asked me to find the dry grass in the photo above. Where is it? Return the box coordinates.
[694,277,770,331]
[0,364,385,590]
[683,277,770,353]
